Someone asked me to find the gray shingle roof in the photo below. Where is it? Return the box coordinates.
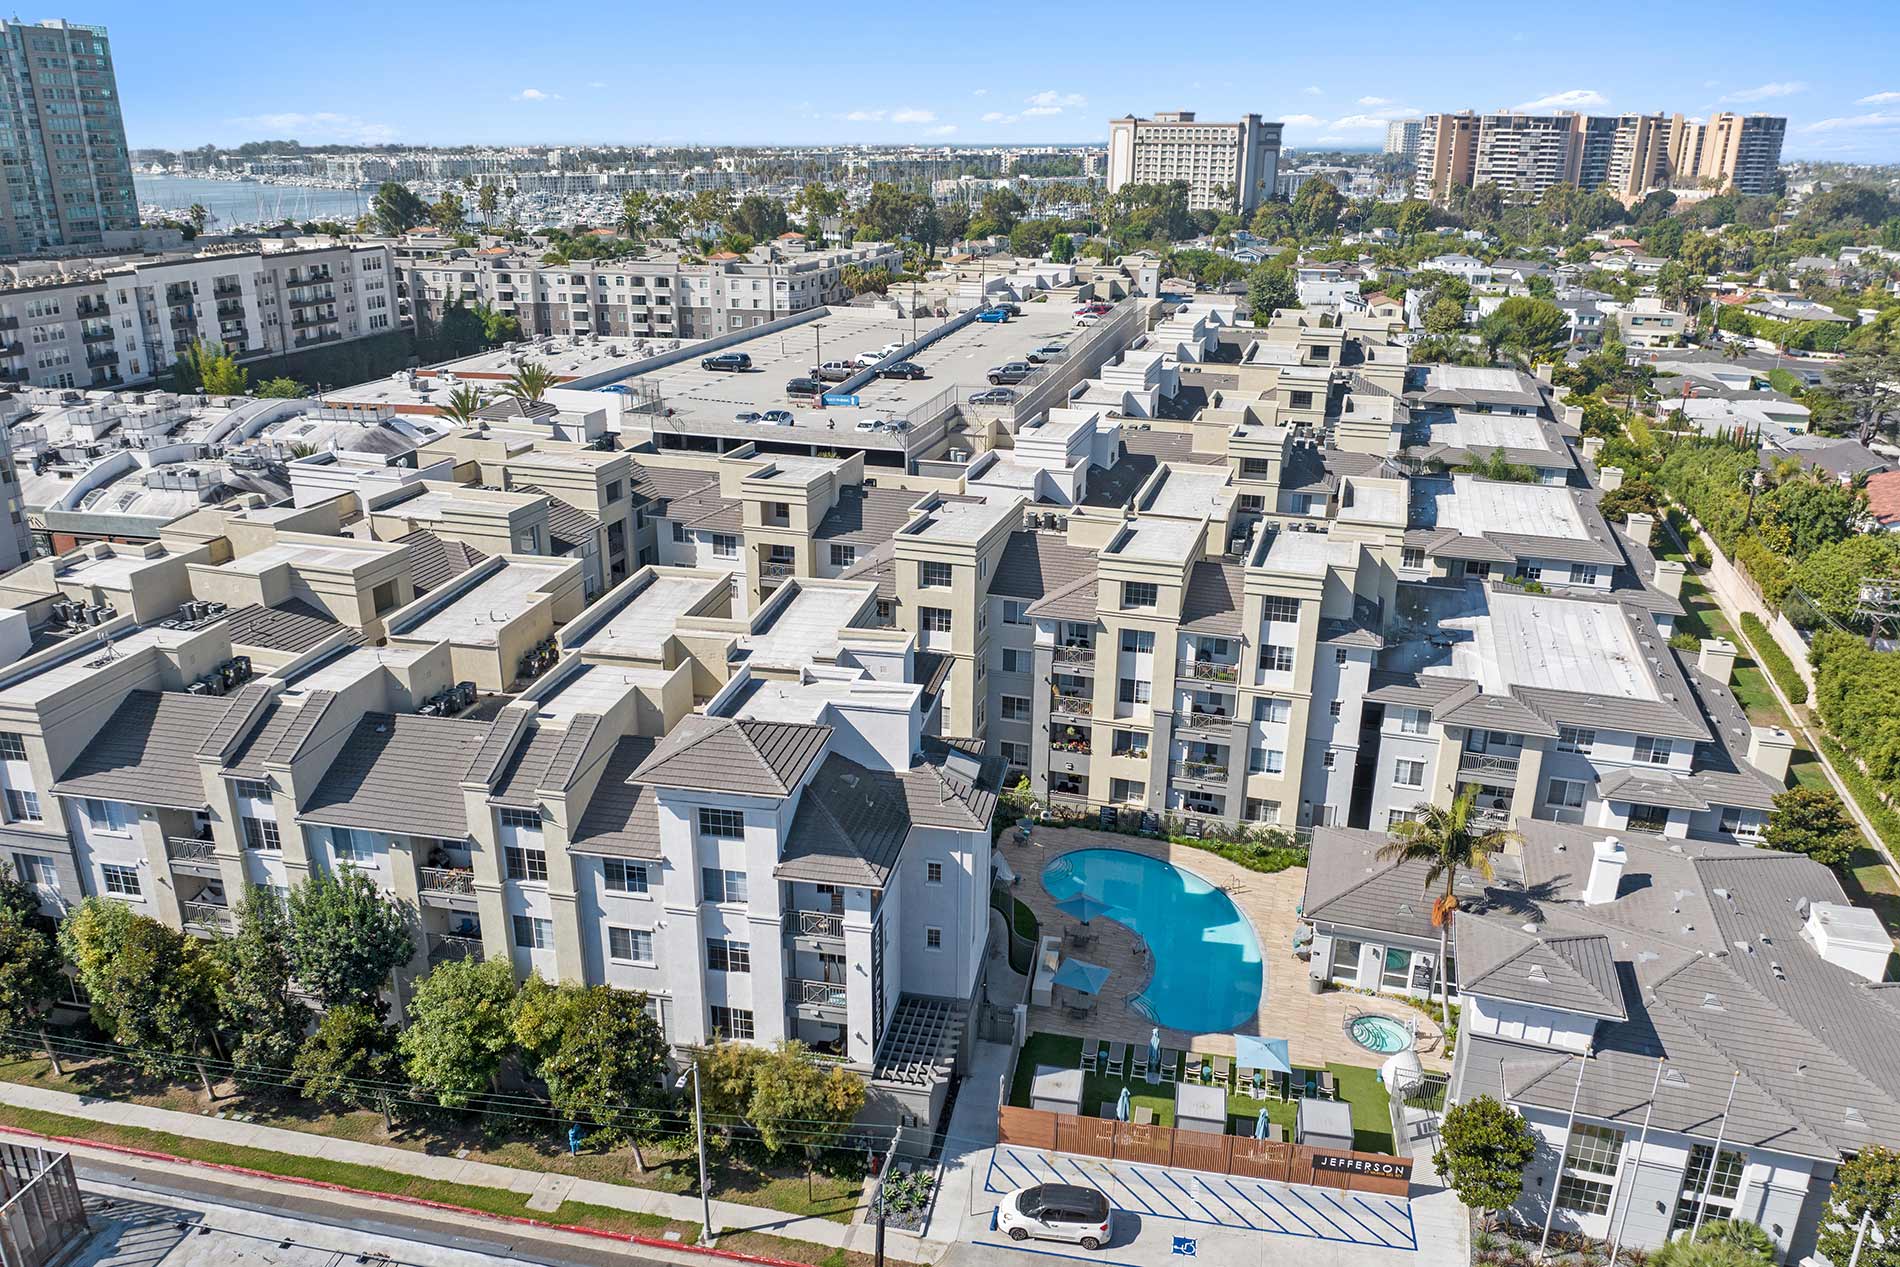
[570,736,660,858]
[631,715,830,797]
[991,531,1097,601]
[1181,561,1242,635]
[211,599,355,653]
[489,720,600,808]
[220,698,298,779]
[815,486,924,546]
[778,753,914,886]
[395,529,487,594]
[53,690,236,810]
[512,484,602,551]
[1302,825,1511,942]
[1455,920,1627,1020]
[1025,571,1099,623]
[297,712,491,838]
[627,463,740,531]
[196,682,275,762]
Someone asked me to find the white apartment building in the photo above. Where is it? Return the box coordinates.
[1106,112,1283,216]
[1383,119,1422,167]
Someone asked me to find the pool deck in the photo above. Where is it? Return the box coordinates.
[1006,827,1450,1073]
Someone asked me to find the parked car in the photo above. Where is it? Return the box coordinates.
[733,411,763,425]
[879,361,926,380]
[879,341,906,357]
[1027,344,1066,364]
[760,409,795,426]
[1075,301,1111,315]
[812,361,855,382]
[997,1184,1112,1250]
[988,362,1034,385]
[853,350,884,368]
[968,387,1017,406]
[1074,313,1101,328]
[973,307,1010,323]
[785,377,824,399]
[997,302,1023,316]
[701,352,751,372]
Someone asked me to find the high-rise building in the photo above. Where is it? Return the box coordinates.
[0,19,136,255]
[1601,113,1674,199]
[1470,113,1585,202]
[1106,112,1282,216]
[1672,112,1787,195]
[1382,119,1422,166]
[1412,111,1478,202]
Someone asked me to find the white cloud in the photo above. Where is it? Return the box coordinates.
[514,88,559,102]
[1721,80,1806,102]
[1304,85,1323,96]
[1280,114,1327,128]
[972,88,988,97]
[890,108,936,124]
[1023,106,1063,117]
[1329,114,1393,130]
[1858,91,1900,105]
[980,111,1012,124]
[586,81,607,89]
[227,111,396,144]
[843,109,886,122]
[926,124,958,137]
[1513,88,1608,110]
[1357,96,1390,107]
[1801,111,1900,133]
[1023,90,1087,116]
[1315,135,1347,144]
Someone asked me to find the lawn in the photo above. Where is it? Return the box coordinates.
[1008,1033,1395,1154]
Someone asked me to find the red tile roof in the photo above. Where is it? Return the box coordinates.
[1866,470,1900,526]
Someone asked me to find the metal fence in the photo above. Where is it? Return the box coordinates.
[0,1146,88,1267]
[1007,298,1151,430]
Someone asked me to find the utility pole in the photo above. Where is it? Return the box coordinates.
[676,1062,715,1242]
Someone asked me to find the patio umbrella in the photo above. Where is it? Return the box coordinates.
[1255,1107,1271,1139]
[1055,894,1112,924]
[1233,1034,1293,1074]
[992,852,1017,886]
[1051,957,1111,995]
[1116,1086,1132,1122]
[1147,1027,1162,1085]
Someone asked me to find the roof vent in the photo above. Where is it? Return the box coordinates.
[1662,1069,1690,1087]
[1527,965,1550,982]
[1701,992,1723,1010]
[1793,1061,1807,1076]
[1522,922,1540,934]
[1771,962,1786,980]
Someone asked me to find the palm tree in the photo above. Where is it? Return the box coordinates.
[1376,787,1518,1032]
[618,190,650,240]
[477,184,499,229]
[439,384,486,427]
[187,203,208,234]
[504,361,556,405]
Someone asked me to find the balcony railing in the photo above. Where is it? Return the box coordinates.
[212,282,241,299]
[291,310,336,329]
[796,979,848,1010]
[1050,736,1092,755]
[1054,645,1094,667]
[182,900,232,931]
[760,560,796,577]
[81,324,113,342]
[428,932,484,964]
[1468,805,1513,829]
[786,909,844,940]
[1179,710,1234,733]
[75,300,108,318]
[1459,751,1521,776]
[1178,659,1240,684]
[166,837,218,867]
[1171,761,1230,785]
[85,348,117,367]
[420,866,475,896]
[1052,693,1090,717]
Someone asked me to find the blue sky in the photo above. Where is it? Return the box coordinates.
[93,0,1900,160]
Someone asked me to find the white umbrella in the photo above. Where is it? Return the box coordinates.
[1147,1027,1162,1085]
[1116,1086,1132,1121]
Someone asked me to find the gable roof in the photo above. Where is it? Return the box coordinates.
[53,690,240,810]
[1181,560,1243,635]
[297,712,491,839]
[815,485,924,546]
[1455,919,1627,1020]
[211,598,355,653]
[512,484,602,551]
[991,531,1097,601]
[570,736,660,858]
[395,528,487,594]
[631,715,830,797]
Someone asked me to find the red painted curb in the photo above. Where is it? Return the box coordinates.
[0,1121,817,1267]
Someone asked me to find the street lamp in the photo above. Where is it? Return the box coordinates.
[675,1062,714,1240]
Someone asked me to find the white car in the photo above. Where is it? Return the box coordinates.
[996,1183,1112,1250]
[879,341,905,357]
[853,350,884,368]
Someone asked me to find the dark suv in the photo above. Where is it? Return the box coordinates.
[701,352,752,372]
[988,362,1034,385]
[785,377,824,399]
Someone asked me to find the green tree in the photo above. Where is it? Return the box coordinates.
[1290,178,1345,237]
[1245,262,1298,322]
[371,181,429,236]
[1828,344,1900,446]
[1479,297,1570,367]
[176,339,249,395]
[284,869,414,1009]
[1652,1230,1774,1267]
[400,958,519,1109]
[1764,785,1860,868]
[617,189,650,239]
[187,203,209,234]
[1432,1094,1536,1215]
[1395,199,1430,243]
[697,1041,866,1156]
[1767,475,1863,558]
[1378,787,1515,1030]
[293,1003,399,1113]
[0,865,61,1060]
[439,384,487,427]
[1424,295,1467,335]
[478,183,501,228]
[727,193,789,242]
[255,376,306,398]
[505,361,557,405]
[216,887,310,1089]
[1820,1146,1900,1267]
[513,979,669,1161]
[58,898,224,1086]
[1788,533,1900,627]
[428,190,466,234]
[1049,233,1075,263]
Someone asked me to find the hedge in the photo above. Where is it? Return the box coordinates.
[1817,734,1900,856]
[1740,611,1809,705]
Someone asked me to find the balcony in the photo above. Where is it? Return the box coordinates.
[81,324,113,342]
[784,908,845,949]
[0,341,22,358]
[428,931,484,965]
[287,290,336,308]
[1171,760,1230,787]
[293,331,341,348]
[182,900,233,934]
[1053,645,1094,669]
[291,310,336,329]
[1050,725,1092,756]
[0,315,17,331]
[1049,789,1091,810]
[1178,659,1240,685]
[212,282,241,299]
[165,836,220,877]
[419,866,477,908]
[216,299,244,319]
[1052,692,1090,717]
[792,977,849,1022]
[75,299,108,319]
[1459,750,1520,777]
[1179,709,1235,733]
[169,311,194,329]
[85,348,117,368]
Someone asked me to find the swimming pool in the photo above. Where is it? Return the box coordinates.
[1041,848,1264,1033]
[1347,1013,1414,1054]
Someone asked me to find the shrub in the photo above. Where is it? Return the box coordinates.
[1739,611,1807,704]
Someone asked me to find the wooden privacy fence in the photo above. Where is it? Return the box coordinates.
[997,1105,1413,1198]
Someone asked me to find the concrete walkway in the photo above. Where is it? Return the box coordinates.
[0,1079,941,1263]
[920,1040,1010,1245]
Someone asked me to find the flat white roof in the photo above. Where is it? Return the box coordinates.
[1416,585,1660,701]
[742,582,878,670]
[1259,529,1357,576]
[284,643,433,697]
[1143,467,1233,519]
[52,546,178,588]
[403,558,569,646]
[903,496,1018,545]
[1426,475,1588,541]
[1110,519,1202,564]
[1427,365,1531,392]
[1426,411,1559,455]
[531,661,673,724]
[0,625,202,705]
[222,538,397,576]
[570,571,728,659]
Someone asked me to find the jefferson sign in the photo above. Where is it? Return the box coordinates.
[1311,1153,1413,1180]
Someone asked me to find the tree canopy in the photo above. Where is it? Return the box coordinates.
[1433,1094,1536,1213]
[400,958,518,1108]
[285,869,413,1009]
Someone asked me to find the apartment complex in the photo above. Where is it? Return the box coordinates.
[1382,119,1422,167]
[401,240,904,343]
[0,19,136,255]
[1106,112,1283,216]
[0,239,402,390]
[1413,110,1786,203]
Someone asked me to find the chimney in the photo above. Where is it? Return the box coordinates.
[1565,404,1585,430]
[1584,837,1627,906]
[1625,511,1655,545]
[1599,465,1624,491]
[1581,435,1603,460]
[1747,725,1795,782]
[1698,637,1737,684]
[1652,558,1685,600]
[1805,901,1891,982]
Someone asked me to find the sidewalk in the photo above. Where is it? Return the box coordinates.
[0,1079,940,1263]
[919,1039,1009,1244]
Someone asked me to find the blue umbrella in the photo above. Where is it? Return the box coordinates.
[1055,894,1113,924]
[1051,957,1111,995]
[1255,1107,1271,1139]
[1116,1086,1132,1122]
[1233,1035,1293,1074]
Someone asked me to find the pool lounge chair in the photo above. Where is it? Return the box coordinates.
[1240,1067,1266,1099]
[1319,1070,1336,1100]
[1104,1042,1126,1078]
[1209,1054,1231,1087]
[1133,1106,1154,1126]
[1130,1047,1150,1081]
[1159,1048,1180,1082]
[1081,1042,1102,1074]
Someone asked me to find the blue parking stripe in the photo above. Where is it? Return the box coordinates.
[1198,1178,1263,1229]
[1318,1190,1395,1246]
[1257,1184,1337,1240]
[1356,1193,1418,1244]
[1125,1166,1189,1218]
[1224,1180,1290,1233]
[1160,1171,1218,1221]
[1287,1186,1353,1240]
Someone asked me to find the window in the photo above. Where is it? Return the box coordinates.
[604,479,623,503]
[1120,629,1154,655]
[702,867,748,903]
[499,807,541,832]
[698,808,745,839]
[511,915,553,950]
[101,863,140,898]
[609,926,654,963]
[1401,547,1426,569]
[1671,1146,1744,1232]
[0,733,24,761]
[1634,736,1673,765]
[1256,697,1292,724]
[925,926,943,950]
[672,522,687,543]
[922,607,952,634]
[1548,778,1588,810]
[1110,777,1145,803]
[4,789,40,823]
[241,817,280,851]
[1558,726,1596,755]
[710,1006,755,1040]
[1261,596,1300,623]
[1569,564,1599,585]
[1394,759,1425,788]
[919,561,952,588]
[1627,804,1672,834]
[1719,807,1763,840]
[1329,701,1343,717]
[1003,599,1030,625]
[1122,581,1158,609]
[1322,750,1337,770]
[1118,678,1151,705]
[711,534,739,558]
[1556,1175,1615,1218]
[1389,808,1420,826]
[706,938,751,973]
[1332,938,1363,984]
[1254,748,1286,774]
[12,854,53,889]
[332,828,375,863]
[1002,648,1028,673]
[1260,644,1294,673]
[1246,798,1281,824]
[233,778,270,801]
[1334,648,1349,665]
[926,860,944,884]
[1399,708,1430,735]
[83,799,131,832]
[1002,696,1031,722]
[830,543,856,568]
[1001,741,1029,767]
[1515,563,1543,582]
[604,860,650,893]
[1112,730,1148,758]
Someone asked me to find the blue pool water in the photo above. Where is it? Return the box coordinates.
[1042,849,1264,1033]
[1348,1014,1414,1054]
